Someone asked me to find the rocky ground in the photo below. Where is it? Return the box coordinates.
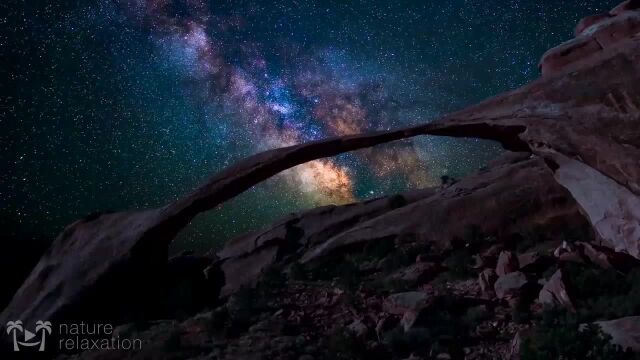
[2,1,640,359]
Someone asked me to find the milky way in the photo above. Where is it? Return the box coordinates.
[121,0,435,206]
[2,0,618,251]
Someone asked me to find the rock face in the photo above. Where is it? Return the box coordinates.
[550,154,640,259]
[217,188,436,296]
[300,153,587,264]
[424,9,640,259]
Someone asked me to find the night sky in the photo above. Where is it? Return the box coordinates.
[2,0,617,252]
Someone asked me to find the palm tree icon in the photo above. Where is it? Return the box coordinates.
[6,320,23,351]
[35,320,52,352]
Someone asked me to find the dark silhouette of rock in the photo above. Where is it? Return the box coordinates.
[0,226,50,311]
[161,253,219,317]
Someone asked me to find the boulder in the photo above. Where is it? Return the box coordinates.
[478,268,498,298]
[496,251,520,276]
[550,154,640,259]
[508,329,532,360]
[577,241,640,272]
[219,245,279,297]
[517,251,552,273]
[400,310,420,332]
[538,269,575,312]
[383,292,429,315]
[494,272,529,300]
[347,319,368,338]
[384,262,442,287]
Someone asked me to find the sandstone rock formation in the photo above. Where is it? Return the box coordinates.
[2,2,640,358]
[217,188,436,296]
[300,153,587,264]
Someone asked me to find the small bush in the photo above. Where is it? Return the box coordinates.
[442,246,475,279]
[521,307,638,360]
[461,305,492,329]
[326,328,374,360]
[288,262,307,281]
[384,327,432,358]
[564,264,640,322]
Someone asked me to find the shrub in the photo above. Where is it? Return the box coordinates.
[384,327,432,358]
[564,264,640,322]
[288,262,307,281]
[442,247,474,279]
[461,305,492,329]
[326,328,377,360]
[521,308,638,360]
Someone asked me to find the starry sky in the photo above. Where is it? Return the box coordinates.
[2,0,617,252]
